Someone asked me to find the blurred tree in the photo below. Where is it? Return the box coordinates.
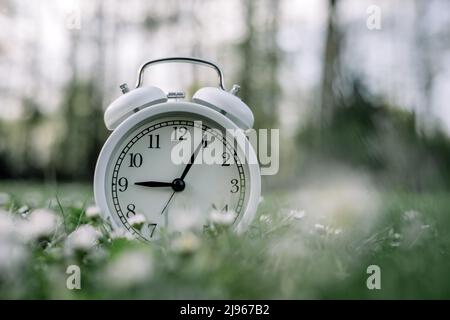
[54,80,104,180]
[53,2,107,181]
[53,28,84,179]
[237,0,281,130]
[13,1,45,179]
[320,0,341,126]
[413,0,443,135]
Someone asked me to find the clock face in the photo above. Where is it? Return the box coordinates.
[104,113,250,241]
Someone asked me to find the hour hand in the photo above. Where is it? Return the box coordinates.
[134,181,173,188]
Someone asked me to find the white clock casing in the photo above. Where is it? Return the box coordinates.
[94,101,261,240]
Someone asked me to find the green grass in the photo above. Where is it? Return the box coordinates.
[0,182,449,299]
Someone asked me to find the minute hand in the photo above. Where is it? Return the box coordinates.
[179,141,203,180]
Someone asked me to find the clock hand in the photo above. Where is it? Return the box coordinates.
[160,191,176,215]
[135,181,172,188]
[179,140,204,181]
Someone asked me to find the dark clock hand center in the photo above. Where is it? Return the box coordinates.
[171,178,185,192]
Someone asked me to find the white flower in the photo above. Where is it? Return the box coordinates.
[85,205,101,219]
[128,213,146,229]
[171,232,201,254]
[22,209,60,241]
[171,209,203,232]
[65,225,101,254]
[288,209,305,220]
[18,205,30,217]
[105,249,153,288]
[110,229,134,241]
[259,214,272,224]
[209,209,236,226]
[313,223,342,236]
[0,240,27,275]
[403,210,421,221]
[0,210,17,240]
[0,210,27,275]
[388,228,402,247]
[314,223,325,231]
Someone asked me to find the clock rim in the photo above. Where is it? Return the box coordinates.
[94,101,261,239]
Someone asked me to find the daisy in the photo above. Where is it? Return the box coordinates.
[85,205,101,219]
[65,224,101,254]
[105,249,153,288]
[22,209,60,242]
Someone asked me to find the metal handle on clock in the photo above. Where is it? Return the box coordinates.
[135,57,226,90]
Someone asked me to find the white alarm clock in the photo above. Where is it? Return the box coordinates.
[94,57,261,241]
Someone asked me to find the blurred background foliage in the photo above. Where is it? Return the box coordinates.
[0,0,449,190]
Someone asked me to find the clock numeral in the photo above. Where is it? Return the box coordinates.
[148,134,160,149]
[172,126,188,141]
[118,177,128,192]
[148,223,157,238]
[126,203,136,218]
[221,152,231,166]
[128,153,143,167]
[230,179,240,193]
